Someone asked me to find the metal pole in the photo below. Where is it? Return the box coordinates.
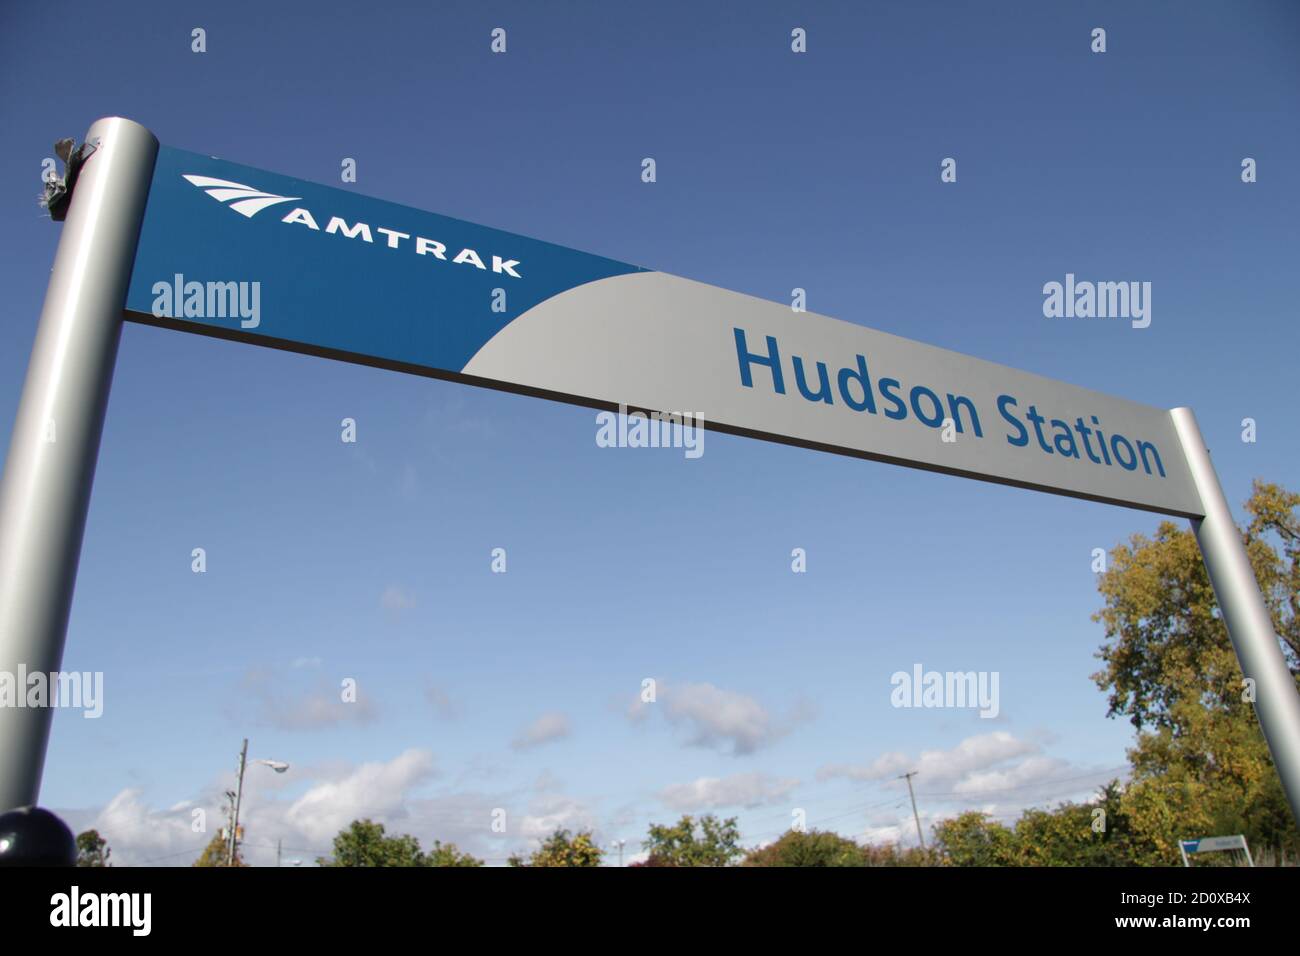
[900,771,925,848]
[0,117,158,811]
[1170,407,1300,826]
[228,737,248,866]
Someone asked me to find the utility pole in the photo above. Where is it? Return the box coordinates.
[277,838,282,869]
[611,839,626,867]
[228,738,248,866]
[899,771,925,849]
[222,789,236,860]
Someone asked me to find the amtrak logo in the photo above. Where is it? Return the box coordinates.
[179,173,523,278]
[182,174,300,218]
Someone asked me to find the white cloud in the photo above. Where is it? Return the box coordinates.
[818,731,1037,788]
[511,712,571,751]
[380,585,416,611]
[816,731,1125,846]
[516,793,597,843]
[285,748,436,845]
[633,681,808,755]
[954,754,1071,795]
[658,772,799,811]
[862,821,907,845]
[425,684,457,719]
[54,750,585,867]
[242,668,377,731]
[71,789,206,866]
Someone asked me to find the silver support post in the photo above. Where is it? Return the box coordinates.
[1170,407,1300,826]
[0,117,158,811]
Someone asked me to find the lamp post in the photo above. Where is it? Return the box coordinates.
[227,740,289,866]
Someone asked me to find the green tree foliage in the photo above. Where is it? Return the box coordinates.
[859,843,940,866]
[742,829,859,866]
[743,829,862,867]
[193,833,246,867]
[318,819,484,867]
[932,784,1158,867]
[75,829,111,867]
[1092,480,1300,863]
[508,828,603,867]
[320,819,423,867]
[642,815,742,867]
[1012,783,1140,866]
[424,839,483,868]
[931,812,1019,866]
[740,830,939,867]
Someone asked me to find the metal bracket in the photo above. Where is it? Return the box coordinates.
[40,136,100,222]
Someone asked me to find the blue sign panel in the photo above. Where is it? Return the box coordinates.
[125,146,642,376]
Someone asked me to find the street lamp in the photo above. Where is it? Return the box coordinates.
[227,739,290,866]
[610,838,627,867]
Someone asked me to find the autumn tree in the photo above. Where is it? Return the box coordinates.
[742,829,865,867]
[931,812,1018,866]
[933,786,1138,867]
[642,815,742,867]
[424,839,483,867]
[1092,480,1300,862]
[75,829,111,867]
[193,833,246,867]
[317,819,481,867]
[859,842,940,866]
[508,828,603,867]
[1009,783,1139,866]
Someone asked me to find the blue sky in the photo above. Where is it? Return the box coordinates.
[1,1,1296,864]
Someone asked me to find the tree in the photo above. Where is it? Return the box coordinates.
[1010,783,1137,867]
[75,829,111,867]
[508,828,603,867]
[320,819,426,867]
[859,842,939,867]
[642,815,742,867]
[743,829,866,867]
[932,811,1018,866]
[931,785,1145,867]
[316,819,485,867]
[193,833,246,867]
[1092,480,1300,862]
[424,839,483,867]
